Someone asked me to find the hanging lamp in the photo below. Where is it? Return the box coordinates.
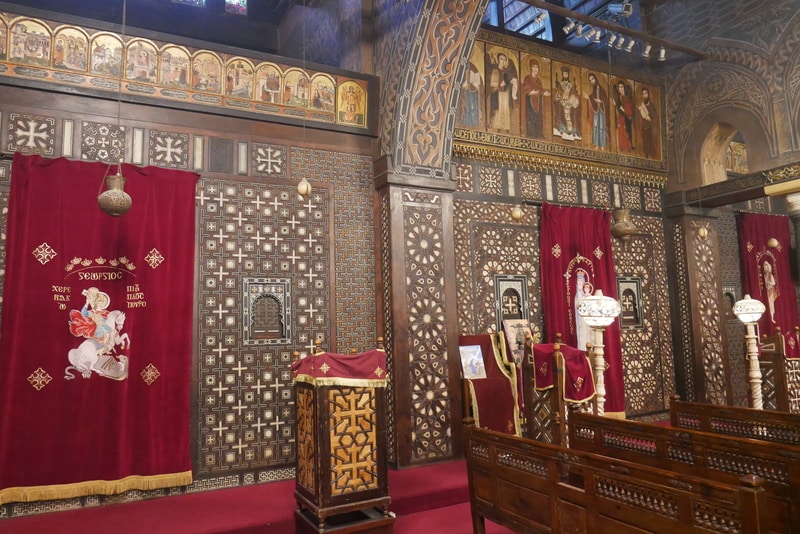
[98,162,132,216]
[98,0,132,217]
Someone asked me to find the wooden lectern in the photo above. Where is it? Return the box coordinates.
[291,347,393,533]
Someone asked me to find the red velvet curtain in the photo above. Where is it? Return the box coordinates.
[540,203,625,415]
[0,154,198,504]
[737,212,798,337]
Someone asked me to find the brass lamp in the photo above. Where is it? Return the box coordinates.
[98,164,132,217]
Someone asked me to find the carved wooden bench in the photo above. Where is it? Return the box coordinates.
[669,396,800,447]
[465,420,769,534]
[568,411,800,534]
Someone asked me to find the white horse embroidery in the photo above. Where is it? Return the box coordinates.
[65,310,130,380]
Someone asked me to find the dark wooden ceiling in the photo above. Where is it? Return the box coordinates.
[0,0,292,54]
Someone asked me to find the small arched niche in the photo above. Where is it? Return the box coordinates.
[243,278,292,345]
[679,105,771,191]
[699,122,747,186]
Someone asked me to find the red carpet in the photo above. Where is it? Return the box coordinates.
[0,460,514,533]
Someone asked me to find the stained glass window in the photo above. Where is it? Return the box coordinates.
[172,0,205,6]
[225,0,247,15]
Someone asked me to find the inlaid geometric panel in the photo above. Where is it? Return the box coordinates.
[455,163,474,193]
[403,193,451,461]
[691,222,727,405]
[209,137,234,174]
[621,184,641,211]
[454,198,541,337]
[251,143,286,177]
[479,166,503,196]
[643,187,662,212]
[519,171,542,200]
[196,178,330,473]
[149,129,189,169]
[612,215,675,415]
[81,121,125,163]
[592,181,610,208]
[671,222,695,401]
[527,388,557,443]
[716,211,746,405]
[378,193,396,463]
[6,112,56,155]
[556,176,578,203]
[328,387,378,495]
[760,362,778,411]
[749,197,769,211]
[293,148,375,354]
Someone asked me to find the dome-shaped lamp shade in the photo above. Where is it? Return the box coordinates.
[733,294,765,324]
[98,171,132,217]
[576,289,621,328]
[297,177,312,197]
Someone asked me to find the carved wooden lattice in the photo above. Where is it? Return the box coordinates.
[788,360,800,414]
[328,387,379,495]
[690,222,728,405]
[613,215,675,415]
[526,388,556,443]
[708,415,800,446]
[296,386,315,492]
[760,362,778,411]
[197,180,329,473]
[671,222,695,401]
[403,193,451,461]
[379,193,396,463]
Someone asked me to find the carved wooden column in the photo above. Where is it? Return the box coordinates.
[375,157,461,467]
[372,0,488,467]
[665,205,733,405]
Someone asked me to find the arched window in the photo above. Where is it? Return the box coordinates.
[250,293,284,340]
[243,278,292,345]
[225,0,247,15]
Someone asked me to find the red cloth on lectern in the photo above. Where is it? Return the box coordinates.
[737,212,798,342]
[291,349,388,385]
[459,334,519,435]
[540,203,624,415]
[0,154,197,504]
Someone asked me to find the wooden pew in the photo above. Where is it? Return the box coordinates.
[568,411,800,534]
[465,420,769,534]
[669,396,800,447]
